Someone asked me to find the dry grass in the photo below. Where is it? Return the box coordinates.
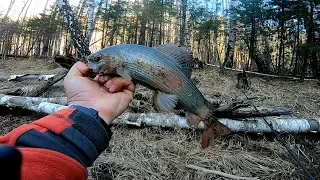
[0,58,320,180]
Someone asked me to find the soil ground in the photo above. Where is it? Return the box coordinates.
[0,57,319,180]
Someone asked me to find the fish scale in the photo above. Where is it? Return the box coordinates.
[86,44,232,148]
[88,44,209,114]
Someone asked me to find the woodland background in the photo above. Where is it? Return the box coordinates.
[1,0,319,80]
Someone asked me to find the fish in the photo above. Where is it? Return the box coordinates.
[86,44,231,148]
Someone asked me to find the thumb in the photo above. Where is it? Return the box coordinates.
[67,61,92,77]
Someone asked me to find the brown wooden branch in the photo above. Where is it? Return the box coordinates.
[208,64,317,81]
[25,70,69,97]
[54,54,78,69]
[0,88,25,96]
[213,100,292,119]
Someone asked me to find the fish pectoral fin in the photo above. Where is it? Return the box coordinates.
[153,91,178,112]
[185,112,201,127]
[116,67,132,81]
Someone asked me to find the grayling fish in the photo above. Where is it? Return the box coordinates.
[86,44,231,148]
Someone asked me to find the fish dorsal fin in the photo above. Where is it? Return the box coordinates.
[153,91,178,112]
[155,44,192,78]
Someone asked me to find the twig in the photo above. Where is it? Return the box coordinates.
[0,88,25,95]
[26,70,68,97]
[186,164,259,180]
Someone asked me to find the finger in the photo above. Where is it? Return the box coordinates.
[122,89,135,98]
[105,77,135,93]
[95,75,107,85]
[67,61,92,77]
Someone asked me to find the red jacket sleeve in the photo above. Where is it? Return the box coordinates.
[0,106,113,180]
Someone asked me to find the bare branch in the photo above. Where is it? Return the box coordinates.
[186,165,259,180]
[26,70,68,97]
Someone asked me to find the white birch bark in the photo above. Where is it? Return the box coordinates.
[174,0,180,44]
[0,95,67,114]
[86,0,98,43]
[0,74,55,81]
[223,0,238,68]
[0,97,318,133]
[185,9,193,57]
[86,0,104,44]
[5,0,16,18]
[56,0,91,57]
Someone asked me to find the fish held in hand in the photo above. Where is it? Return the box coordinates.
[86,44,231,148]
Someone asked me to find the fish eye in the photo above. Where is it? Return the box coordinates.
[95,55,102,61]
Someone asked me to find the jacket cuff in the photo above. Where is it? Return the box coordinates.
[70,105,113,138]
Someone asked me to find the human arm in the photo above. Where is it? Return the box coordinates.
[0,62,135,180]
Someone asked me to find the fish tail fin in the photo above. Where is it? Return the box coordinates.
[200,106,232,149]
[201,121,232,149]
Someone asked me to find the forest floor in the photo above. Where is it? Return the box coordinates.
[0,57,319,180]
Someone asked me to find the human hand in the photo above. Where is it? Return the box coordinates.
[63,62,135,124]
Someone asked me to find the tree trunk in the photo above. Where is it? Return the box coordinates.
[185,10,192,58]
[5,0,16,18]
[56,0,91,57]
[86,0,104,44]
[41,37,50,57]
[138,17,147,45]
[17,0,31,20]
[179,0,187,47]
[278,1,285,75]
[154,19,160,47]
[174,0,180,44]
[86,0,97,43]
[222,0,238,71]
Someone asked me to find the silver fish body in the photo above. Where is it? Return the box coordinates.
[87,44,210,119]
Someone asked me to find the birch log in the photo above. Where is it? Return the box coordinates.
[0,95,67,114]
[0,95,293,117]
[0,74,55,81]
[1,98,318,133]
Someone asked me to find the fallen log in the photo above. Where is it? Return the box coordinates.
[0,95,68,105]
[54,54,77,69]
[0,74,55,81]
[0,97,318,133]
[217,106,293,119]
[0,54,29,58]
[207,64,317,82]
[26,70,69,97]
[0,95,293,118]
[0,95,66,114]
